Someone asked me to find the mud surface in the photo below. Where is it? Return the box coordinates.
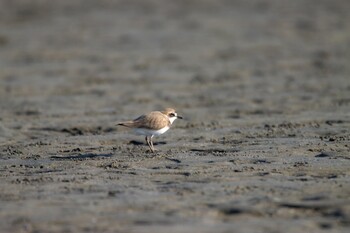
[0,0,350,232]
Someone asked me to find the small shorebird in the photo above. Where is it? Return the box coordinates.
[117,108,183,152]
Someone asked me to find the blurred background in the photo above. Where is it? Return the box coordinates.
[1,0,349,127]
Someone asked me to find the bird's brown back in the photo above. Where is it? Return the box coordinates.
[118,111,170,130]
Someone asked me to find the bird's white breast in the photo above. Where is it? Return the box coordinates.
[134,126,170,137]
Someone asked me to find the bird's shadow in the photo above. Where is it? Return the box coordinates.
[129,140,166,145]
[51,153,113,160]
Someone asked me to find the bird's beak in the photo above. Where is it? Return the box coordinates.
[177,115,183,119]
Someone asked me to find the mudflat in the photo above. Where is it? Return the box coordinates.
[0,1,349,232]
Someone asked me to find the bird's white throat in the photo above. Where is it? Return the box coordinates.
[169,116,177,124]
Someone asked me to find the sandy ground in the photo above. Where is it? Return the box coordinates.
[0,0,350,232]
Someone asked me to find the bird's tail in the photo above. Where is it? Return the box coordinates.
[117,121,134,128]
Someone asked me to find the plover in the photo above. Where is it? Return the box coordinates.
[117,108,183,152]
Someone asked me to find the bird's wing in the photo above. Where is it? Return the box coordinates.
[133,111,170,130]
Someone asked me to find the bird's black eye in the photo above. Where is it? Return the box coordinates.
[169,113,175,117]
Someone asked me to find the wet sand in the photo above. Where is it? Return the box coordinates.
[0,0,350,232]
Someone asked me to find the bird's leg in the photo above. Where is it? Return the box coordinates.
[145,136,150,147]
[150,135,155,153]
[145,136,154,153]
